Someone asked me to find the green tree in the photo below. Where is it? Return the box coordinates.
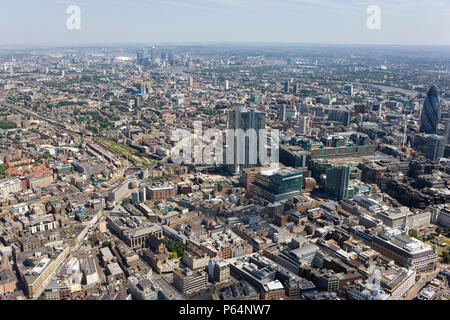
[169,252,178,259]
[0,120,17,129]
[101,241,111,248]
[442,251,449,264]
[121,198,131,205]
[408,229,418,238]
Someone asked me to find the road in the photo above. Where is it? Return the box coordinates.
[403,265,444,300]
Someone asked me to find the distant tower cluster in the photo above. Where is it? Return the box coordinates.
[420,85,441,134]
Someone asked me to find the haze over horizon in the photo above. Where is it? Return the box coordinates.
[1,0,449,46]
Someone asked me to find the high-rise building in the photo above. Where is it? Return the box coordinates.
[278,105,286,122]
[137,48,150,66]
[344,84,354,97]
[226,105,267,174]
[134,95,142,108]
[296,116,309,135]
[420,85,441,134]
[444,118,450,145]
[413,133,445,162]
[284,81,290,93]
[328,109,350,127]
[293,82,299,94]
[249,167,303,202]
[151,46,160,63]
[224,80,229,90]
[324,165,350,201]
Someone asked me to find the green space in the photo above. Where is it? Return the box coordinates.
[0,164,8,177]
[425,235,450,264]
[161,237,187,259]
[0,120,17,129]
[94,137,155,167]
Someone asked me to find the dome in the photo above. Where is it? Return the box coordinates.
[428,85,439,96]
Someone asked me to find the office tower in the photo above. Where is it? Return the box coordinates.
[173,269,208,295]
[249,168,303,202]
[445,118,450,145]
[134,96,142,108]
[188,76,193,87]
[208,260,231,283]
[318,273,339,292]
[324,165,350,201]
[372,231,437,273]
[224,80,229,90]
[131,190,139,204]
[139,187,146,203]
[344,84,354,97]
[168,52,175,65]
[151,46,160,63]
[278,105,286,122]
[227,105,266,174]
[420,85,441,134]
[328,109,350,127]
[139,83,146,94]
[137,48,150,66]
[415,134,445,161]
[284,81,290,93]
[297,116,309,135]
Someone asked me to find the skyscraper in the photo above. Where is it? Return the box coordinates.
[414,134,445,162]
[278,105,286,122]
[137,48,150,66]
[324,165,350,201]
[284,81,290,93]
[151,46,160,63]
[226,105,266,174]
[420,85,441,134]
[328,109,350,127]
[296,116,309,135]
[445,118,450,145]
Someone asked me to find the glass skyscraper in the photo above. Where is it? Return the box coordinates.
[420,85,441,134]
[250,168,303,202]
[324,165,350,201]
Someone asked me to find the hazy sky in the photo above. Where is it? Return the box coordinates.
[1,0,449,46]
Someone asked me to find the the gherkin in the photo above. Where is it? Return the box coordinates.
[420,85,441,134]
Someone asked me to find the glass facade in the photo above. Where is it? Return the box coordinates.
[420,85,441,134]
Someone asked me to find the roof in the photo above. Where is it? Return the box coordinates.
[107,263,123,276]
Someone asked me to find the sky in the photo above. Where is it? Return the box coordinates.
[0,0,449,46]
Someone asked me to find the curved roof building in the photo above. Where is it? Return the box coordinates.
[420,85,441,134]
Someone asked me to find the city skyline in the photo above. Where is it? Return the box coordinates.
[0,0,449,305]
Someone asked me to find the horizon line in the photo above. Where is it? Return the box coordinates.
[1,41,450,49]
